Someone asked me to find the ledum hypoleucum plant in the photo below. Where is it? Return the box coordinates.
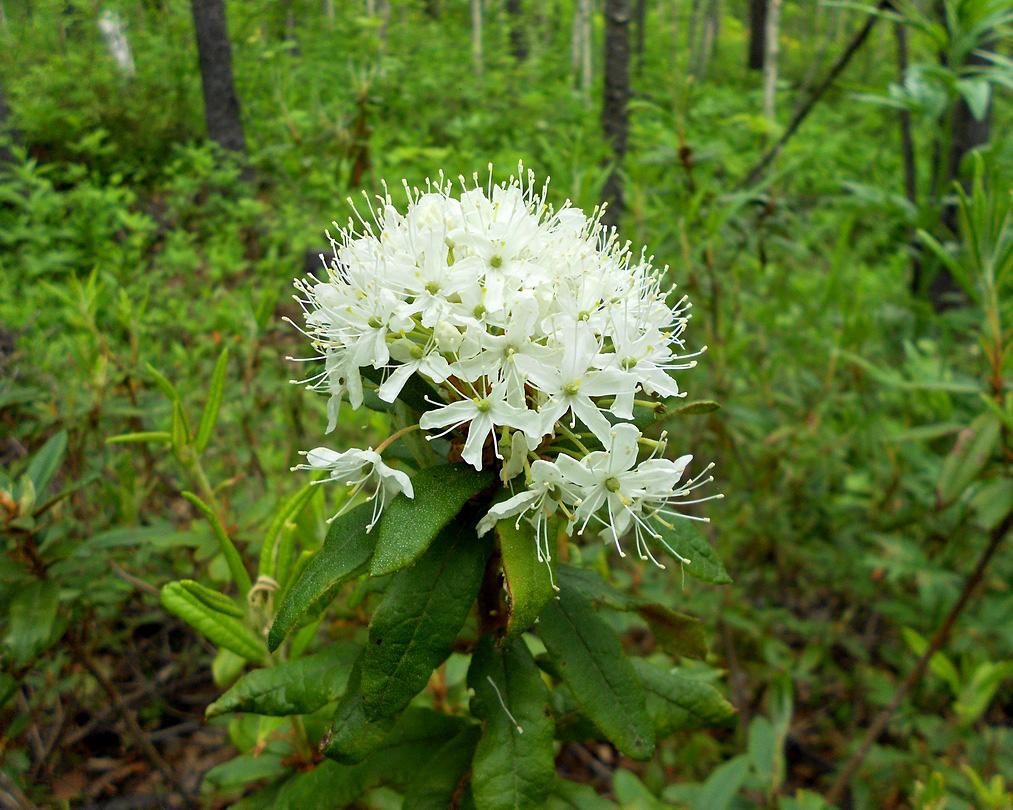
[138,166,738,808]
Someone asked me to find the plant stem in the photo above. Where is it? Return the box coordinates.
[825,511,1013,805]
[375,423,420,454]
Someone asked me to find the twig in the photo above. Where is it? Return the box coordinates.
[825,512,1013,805]
[735,0,892,189]
[0,770,39,810]
[109,560,160,596]
[68,634,195,806]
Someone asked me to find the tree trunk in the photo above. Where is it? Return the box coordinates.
[571,0,592,101]
[747,0,766,70]
[471,0,482,78]
[190,0,247,155]
[0,77,18,169]
[602,0,630,231]
[761,0,782,123]
[633,0,646,71]
[505,0,528,61]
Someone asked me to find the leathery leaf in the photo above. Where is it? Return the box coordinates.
[468,635,555,810]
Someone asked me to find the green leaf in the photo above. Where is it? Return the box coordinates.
[971,477,1013,530]
[654,520,731,584]
[674,400,721,416]
[538,589,655,760]
[203,752,291,790]
[631,397,682,430]
[694,754,751,810]
[171,398,190,454]
[323,675,401,764]
[469,636,555,810]
[105,431,172,445]
[259,482,317,581]
[497,515,555,641]
[400,726,480,810]
[370,464,494,576]
[26,430,67,494]
[360,365,440,415]
[268,503,375,652]
[556,566,706,659]
[181,491,252,595]
[160,581,265,662]
[4,579,59,666]
[635,603,708,660]
[195,347,229,453]
[361,522,490,719]
[632,658,737,735]
[207,640,360,718]
[179,579,244,618]
[544,780,619,809]
[273,759,374,810]
[146,362,181,403]
[612,769,670,810]
[937,414,1002,505]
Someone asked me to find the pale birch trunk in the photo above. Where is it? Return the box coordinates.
[762,0,782,123]
[471,0,483,78]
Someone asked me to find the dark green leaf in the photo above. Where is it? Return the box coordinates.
[636,603,708,660]
[631,397,682,430]
[322,656,402,764]
[653,521,731,584]
[360,364,439,415]
[497,515,555,641]
[538,590,655,760]
[195,347,229,452]
[632,658,737,735]
[203,752,290,790]
[26,430,67,494]
[371,464,494,576]
[937,413,1002,505]
[468,635,555,810]
[4,579,59,666]
[273,760,373,810]
[361,522,490,719]
[161,581,266,662]
[207,641,360,717]
[268,503,375,652]
[401,726,480,810]
[556,567,706,659]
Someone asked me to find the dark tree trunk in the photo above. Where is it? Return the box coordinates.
[190,0,247,155]
[0,78,19,169]
[633,0,646,70]
[748,0,767,70]
[602,0,631,231]
[505,0,528,61]
[928,38,994,308]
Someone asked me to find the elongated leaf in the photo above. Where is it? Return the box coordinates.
[497,515,555,641]
[105,431,172,445]
[323,684,401,764]
[937,413,1002,505]
[632,658,737,735]
[544,780,619,809]
[556,566,706,659]
[26,430,67,494]
[182,491,252,594]
[371,464,494,576]
[468,635,555,810]
[180,580,244,618]
[400,726,480,810]
[361,522,491,720]
[195,347,229,452]
[654,520,731,584]
[5,579,59,666]
[171,399,189,454]
[146,362,181,403]
[207,640,360,718]
[259,482,317,580]
[161,581,265,662]
[268,503,375,652]
[674,400,721,416]
[538,590,655,760]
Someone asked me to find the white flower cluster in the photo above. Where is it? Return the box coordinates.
[291,166,717,568]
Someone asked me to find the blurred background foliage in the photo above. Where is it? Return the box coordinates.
[0,0,1011,807]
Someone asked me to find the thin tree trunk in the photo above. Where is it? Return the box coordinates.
[190,0,247,155]
[471,0,482,78]
[633,0,646,71]
[762,0,782,122]
[571,0,592,101]
[747,0,767,70]
[602,0,631,231]
[0,77,19,169]
[505,0,527,61]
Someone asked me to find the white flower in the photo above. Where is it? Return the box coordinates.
[295,447,413,531]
